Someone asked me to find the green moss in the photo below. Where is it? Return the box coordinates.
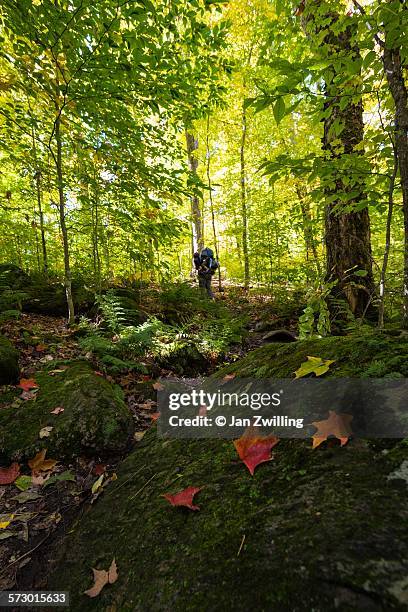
[47,432,408,611]
[0,361,133,462]
[45,334,408,610]
[0,335,19,384]
[213,333,408,379]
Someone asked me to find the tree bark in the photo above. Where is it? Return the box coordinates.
[303,4,377,318]
[185,130,204,255]
[206,116,222,292]
[240,102,250,289]
[55,109,75,324]
[382,45,408,326]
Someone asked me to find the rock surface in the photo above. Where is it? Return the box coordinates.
[0,361,134,461]
[0,335,19,384]
[46,335,408,611]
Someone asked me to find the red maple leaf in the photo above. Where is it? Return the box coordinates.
[234,428,279,475]
[163,486,202,511]
[311,410,353,449]
[18,378,39,392]
[0,462,20,485]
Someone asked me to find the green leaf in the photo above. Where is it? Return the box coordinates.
[294,356,336,379]
[43,471,76,488]
[354,269,368,277]
[273,97,286,125]
[14,476,32,491]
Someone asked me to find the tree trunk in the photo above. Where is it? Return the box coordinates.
[206,116,222,292]
[379,138,398,328]
[55,110,75,324]
[185,130,204,255]
[31,126,48,276]
[383,45,408,326]
[240,102,250,289]
[303,4,377,318]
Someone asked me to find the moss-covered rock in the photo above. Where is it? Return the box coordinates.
[46,432,408,611]
[0,361,133,461]
[22,280,94,316]
[0,335,19,384]
[0,263,30,289]
[46,334,408,611]
[214,332,408,379]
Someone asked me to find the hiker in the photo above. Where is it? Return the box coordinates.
[193,247,219,299]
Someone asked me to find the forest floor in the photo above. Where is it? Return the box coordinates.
[0,287,292,596]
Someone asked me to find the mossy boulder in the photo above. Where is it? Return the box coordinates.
[215,332,408,379]
[22,280,94,316]
[0,263,30,289]
[0,361,133,462]
[0,335,19,384]
[46,335,408,611]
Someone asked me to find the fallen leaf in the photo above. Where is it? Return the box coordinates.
[20,390,37,401]
[234,428,279,475]
[39,426,53,439]
[133,431,146,442]
[0,530,15,540]
[31,472,50,486]
[163,486,202,511]
[50,406,64,415]
[91,474,104,495]
[223,373,236,381]
[35,343,47,352]
[0,514,14,529]
[294,356,335,379]
[150,412,160,421]
[11,491,41,504]
[18,378,39,392]
[311,410,353,449]
[84,559,118,598]
[94,371,104,377]
[0,463,20,485]
[93,464,106,476]
[28,449,58,472]
[43,471,75,488]
[152,381,164,391]
[14,475,33,491]
[198,405,208,416]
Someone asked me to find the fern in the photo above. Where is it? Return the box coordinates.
[95,290,126,333]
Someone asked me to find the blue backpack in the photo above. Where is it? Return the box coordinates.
[199,248,219,274]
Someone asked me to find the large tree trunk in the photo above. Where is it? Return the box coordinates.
[382,44,408,326]
[304,4,377,318]
[185,130,204,255]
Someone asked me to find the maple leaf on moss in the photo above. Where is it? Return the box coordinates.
[84,559,118,598]
[294,356,335,379]
[234,427,279,475]
[17,378,39,391]
[163,486,202,511]
[311,410,353,449]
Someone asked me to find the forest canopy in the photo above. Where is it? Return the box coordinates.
[1,0,408,330]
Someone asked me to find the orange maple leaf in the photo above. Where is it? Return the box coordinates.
[18,378,38,392]
[311,410,353,449]
[234,426,279,475]
[28,449,58,472]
